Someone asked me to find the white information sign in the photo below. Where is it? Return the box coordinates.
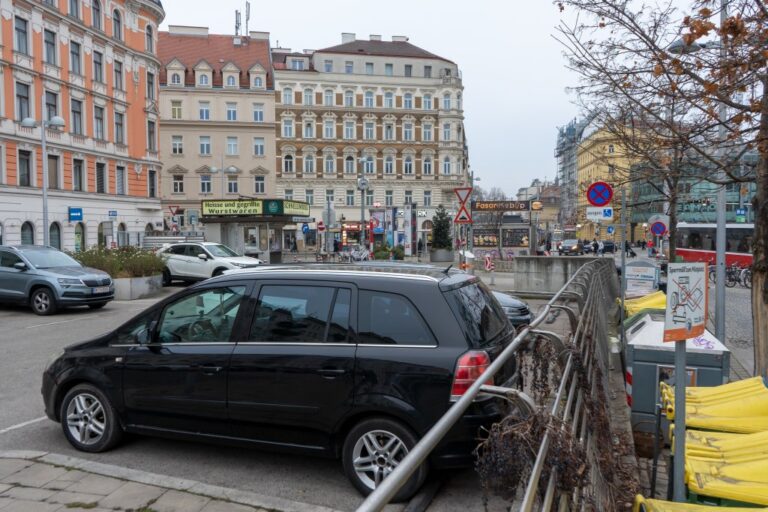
[586,207,613,221]
[664,262,708,342]
[625,263,658,298]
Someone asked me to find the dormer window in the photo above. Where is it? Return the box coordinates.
[291,59,305,71]
[254,76,262,88]
[226,75,236,87]
[171,73,181,85]
[198,74,209,86]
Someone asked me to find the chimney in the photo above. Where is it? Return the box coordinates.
[168,25,209,36]
[369,34,381,41]
[233,36,242,46]
[249,31,270,41]
[303,49,315,55]
[392,35,409,42]
[341,32,356,44]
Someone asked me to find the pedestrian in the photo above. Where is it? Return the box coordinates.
[290,238,298,253]
[597,240,604,257]
[592,238,599,255]
[647,239,654,257]
[624,240,632,257]
[417,238,424,256]
[641,240,647,251]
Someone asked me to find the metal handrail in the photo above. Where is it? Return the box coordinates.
[357,260,608,512]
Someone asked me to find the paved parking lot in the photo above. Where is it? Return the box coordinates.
[0,285,508,512]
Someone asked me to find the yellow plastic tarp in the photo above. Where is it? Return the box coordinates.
[661,377,767,409]
[663,380,768,420]
[672,416,768,435]
[689,465,768,506]
[686,430,768,461]
[633,495,768,512]
[624,291,667,316]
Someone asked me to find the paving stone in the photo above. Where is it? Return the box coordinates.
[98,481,165,510]
[0,460,33,481]
[0,500,60,512]
[63,474,125,496]
[0,485,9,495]
[46,489,103,506]
[0,464,66,488]
[60,508,112,512]
[200,500,260,512]
[48,469,88,485]
[0,497,13,510]
[151,490,211,512]
[0,486,56,501]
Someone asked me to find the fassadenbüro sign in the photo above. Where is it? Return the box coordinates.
[472,200,542,212]
[201,199,310,217]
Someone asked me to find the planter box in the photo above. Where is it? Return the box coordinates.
[114,275,162,300]
[430,249,455,263]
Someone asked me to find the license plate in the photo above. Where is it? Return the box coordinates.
[93,286,110,294]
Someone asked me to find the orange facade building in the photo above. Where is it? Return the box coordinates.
[0,0,165,249]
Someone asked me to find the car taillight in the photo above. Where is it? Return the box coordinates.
[451,350,491,400]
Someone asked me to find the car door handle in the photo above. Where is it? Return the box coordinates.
[201,365,223,375]
[317,368,347,378]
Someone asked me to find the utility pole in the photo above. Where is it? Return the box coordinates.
[714,0,728,344]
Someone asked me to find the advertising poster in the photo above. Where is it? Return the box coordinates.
[403,204,413,256]
[473,229,499,247]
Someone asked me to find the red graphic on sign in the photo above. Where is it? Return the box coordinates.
[587,181,613,207]
[317,221,326,232]
[454,188,473,224]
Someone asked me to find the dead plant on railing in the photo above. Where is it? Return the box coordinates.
[518,335,559,405]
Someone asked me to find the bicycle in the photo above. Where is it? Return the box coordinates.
[741,267,752,289]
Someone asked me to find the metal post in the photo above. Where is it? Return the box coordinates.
[673,339,687,501]
[360,188,365,250]
[714,0,728,343]
[41,116,50,247]
[620,188,627,342]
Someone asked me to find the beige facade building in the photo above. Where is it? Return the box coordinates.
[273,33,469,247]
[157,26,275,230]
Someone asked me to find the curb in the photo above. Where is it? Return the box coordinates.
[0,450,342,512]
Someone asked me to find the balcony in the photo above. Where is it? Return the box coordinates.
[13,51,33,70]
[43,63,61,80]
[69,73,85,88]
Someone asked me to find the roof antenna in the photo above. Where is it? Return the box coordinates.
[245,1,250,36]
[235,9,241,36]
[442,264,453,275]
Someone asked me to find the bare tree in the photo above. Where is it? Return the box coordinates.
[556,0,768,375]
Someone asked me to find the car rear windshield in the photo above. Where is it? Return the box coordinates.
[206,244,238,257]
[22,250,81,269]
[443,281,509,347]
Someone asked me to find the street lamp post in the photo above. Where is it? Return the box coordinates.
[210,159,238,199]
[358,157,370,250]
[22,102,66,247]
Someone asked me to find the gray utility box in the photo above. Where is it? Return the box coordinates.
[625,311,730,439]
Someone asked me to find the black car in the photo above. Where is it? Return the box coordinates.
[42,265,517,501]
[491,291,532,327]
[601,240,616,254]
[560,239,585,256]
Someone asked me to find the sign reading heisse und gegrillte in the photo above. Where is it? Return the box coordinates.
[201,200,310,217]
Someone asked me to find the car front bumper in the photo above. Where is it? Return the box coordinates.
[56,284,115,305]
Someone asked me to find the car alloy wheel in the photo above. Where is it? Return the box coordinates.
[65,392,106,446]
[31,288,57,316]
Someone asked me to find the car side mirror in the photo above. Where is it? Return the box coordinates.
[198,253,208,260]
[135,321,157,345]
[13,262,28,271]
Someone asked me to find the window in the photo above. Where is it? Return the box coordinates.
[324,154,334,173]
[69,0,79,18]
[172,135,183,155]
[148,168,157,198]
[346,190,355,206]
[608,164,616,175]
[47,155,59,190]
[364,122,374,140]
[443,93,451,110]
[94,106,105,139]
[45,91,58,120]
[146,25,154,53]
[199,136,211,155]
[15,18,28,55]
[304,121,314,139]
[284,189,293,200]
[365,62,374,75]
[254,76,262,87]
[16,83,30,121]
[457,92,462,110]
[226,75,236,87]
[227,175,238,194]
[423,94,432,110]
[226,103,237,121]
[423,190,432,207]
[200,175,211,193]
[345,61,353,74]
[112,9,122,40]
[345,156,355,173]
[96,162,106,193]
[364,91,374,108]
[44,30,57,65]
[324,89,334,106]
[92,0,102,30]
[326,189,335,203]
[253,137,265,156]
[114,112,125,144]
[198,73,209,86]
[169,73,181,86]
[283,154,294,173]
[283,87,293,105]
[199,101,210,120]
[442,156,451,174]
[70,42,82,74]
[404,123,413,141]
[254,176,265,194]
[114,60,123,89]
[18,150,31,187]
[172,174,184,193]
[303,153,315,174]
[146,72,155,99]
[364,155,374,173]
[423,123,433,142]
[384,63,393,76]
[283,119,294,138]
[253,103,264,122]
[384,92,394,108]
[324,119,334,138]
[358,291,435,345]
[320,59,332,73]
[405,64,412,77]
[93,51,103,82]
[171,100,182,120]
[303,88,313,106]
[608,144,615,154]
[365,189,374,206]
[385,190,393,207]
[147,120,156,151]
[424,65,432,78]
[158,287,246,344]
[384,156,394,174]
[344,90,354,107]
[443,123,451,141]
[404,156,413,174]
[423,157,432,175]
[21,222,34,245]
[291,59,305,70]
[405,190,413,204]
[73,159,84,191]
[116,165,125,195]
[226,136,238,155]
[344,121,355,140]
[71,99,84,134]
[404,93,413,109]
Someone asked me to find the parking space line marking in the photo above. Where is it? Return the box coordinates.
[25,318,82,329]
[0,416,47,435]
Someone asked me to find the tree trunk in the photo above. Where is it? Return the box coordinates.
[751,74,768,378]
[668,186,679,262]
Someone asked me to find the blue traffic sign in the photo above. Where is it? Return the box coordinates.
[587,181,613,207]
[68,207,83,222]
[651,221,667,236]
[607,226,615,235]
[108,210,118,217]
[302,223,309,234]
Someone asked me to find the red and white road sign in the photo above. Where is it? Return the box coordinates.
[484,255,495,272]
[317,220,326,232]
[454,187,473,224]
[168,205,180,216]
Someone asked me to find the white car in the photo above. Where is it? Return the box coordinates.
[157,242,262,285]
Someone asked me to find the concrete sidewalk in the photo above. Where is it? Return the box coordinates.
[0,451,341,512]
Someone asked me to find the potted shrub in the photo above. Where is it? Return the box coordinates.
[70,246,165,300]
[430,205,454,263]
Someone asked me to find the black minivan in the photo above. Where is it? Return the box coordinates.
[42,265,516,500]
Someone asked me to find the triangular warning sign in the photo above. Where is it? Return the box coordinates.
[454,187,472,204]
[454,208,472,224]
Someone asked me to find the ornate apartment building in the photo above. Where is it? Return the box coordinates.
[0,0,165,249]
[157,26,275,230]
[273,33,468,242]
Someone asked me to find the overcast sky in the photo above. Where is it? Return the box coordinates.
[159,0,579,197]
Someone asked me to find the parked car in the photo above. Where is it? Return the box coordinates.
[42,264,517,501]
[156,242,261,285]
[339,244,371,262]
[491,291,532,327]
[601,240,616,254]
[559,239,585,256]
[0,245,113,315]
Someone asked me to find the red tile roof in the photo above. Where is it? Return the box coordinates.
[316,39,454,64]
[158,31,272,88]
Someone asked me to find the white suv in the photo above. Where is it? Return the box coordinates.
[158,242,262,285]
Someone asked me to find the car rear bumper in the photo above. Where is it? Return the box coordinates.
[430,398,506,469]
